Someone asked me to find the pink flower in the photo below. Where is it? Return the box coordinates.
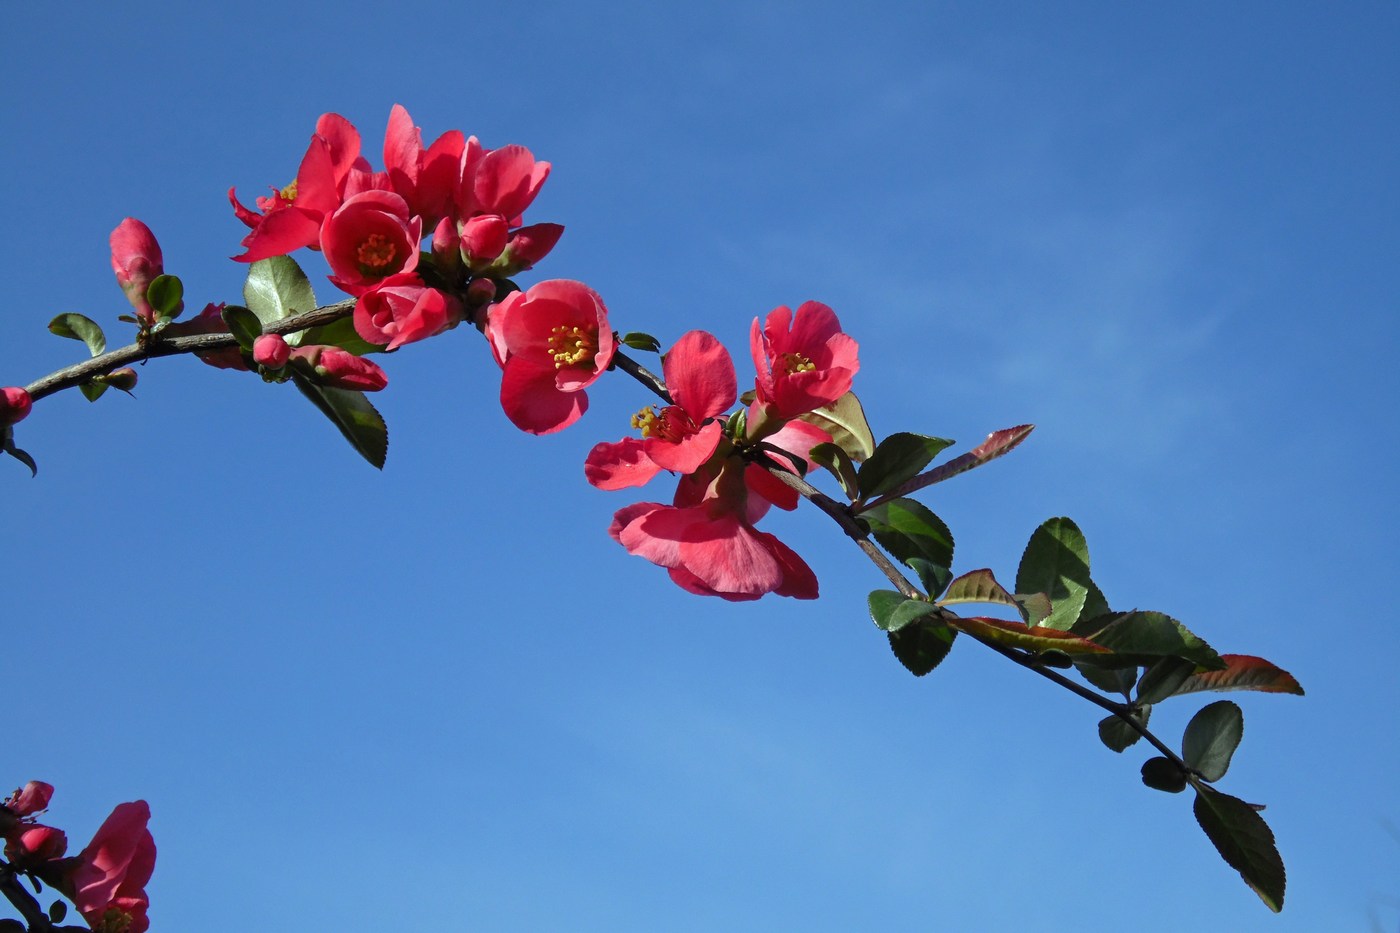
[383,104,463,230]
[3,781,54,817]
[486,280,615,434]
[252,334,291,369]
[750,300,859,424]
[231,113,365,262]
[321,191,422,296]
[110,219,174,326]
[493,223,565,276]
[1,387,32,427]
[585,330,736,490]
[290,346,388,392]
[354,274,462,351]
[459,214,510,266]
[65,801,155,933]
[5,824,67,868]
[458,142,551,225]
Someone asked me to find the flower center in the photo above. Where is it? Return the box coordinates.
[279,180,298,202]
[356,234,398,275]
[95,907,134,933]
[631,405,693,442]
[779,351,815,374]
[549,325,597,368]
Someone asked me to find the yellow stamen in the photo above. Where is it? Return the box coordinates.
[356,234,397,275]
[780,351,816,374]
[631,406,659,437]
[279,180,298,201]
[548,324,597,369]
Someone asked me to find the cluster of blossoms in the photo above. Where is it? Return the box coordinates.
[1,782,154,932]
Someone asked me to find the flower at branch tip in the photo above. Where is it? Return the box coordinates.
[290,346,388,392]
[110,219,175,326]
[253,334,291,370]
[354,274,462,351]
[63,801,155,933]
[3,780,54,817]
[4,824,67,868]
[486,279,614,434]
[0,387,32,427]
[321,190,422,296]
[750,300,859,426]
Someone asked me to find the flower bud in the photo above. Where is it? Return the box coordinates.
[290,346,388,392]
[4,781,54,817]
[460,214,509,267]
[6,825,67,866]
[0,387,33,427]
[110,218,168,326]
[253,334,291,370]
[98,368,139,391]
[494,222,564,275]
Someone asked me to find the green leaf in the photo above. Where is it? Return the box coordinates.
[243,255,318,330]
[1013,592,1053,625]
[47,899,66,923]
[1076,660,1137,696]
[619,331,662,353]
[48,313,106,357]
[291,372,388,469]
[1074,611,1226,670]
[887,619,956,676]
[940,568,1015,608]
[1135,657,1199,705]
[145,274,184,321]
[1080,578,1111,624]
[296,315,381,356]
[79,382,109,402]
[857,432,955,500]
[1173,655,1305,697]
[1140,756,1188,793]
[809,441,859,500]
[1193,786,1286,911]
[1015,517,1092,631]
[1097,706,1150,752]
[867,590,907,629]
[862,498,954,589]
[867,591,940,633]
[905,558,952,599]
[797,391,875,461]
[222,305,264,352]
[951,616,1111,655]
[1182,700,1244,782]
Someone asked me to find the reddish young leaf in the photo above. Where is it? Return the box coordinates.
[1173,655,1304,697]
[951,616,1111,655]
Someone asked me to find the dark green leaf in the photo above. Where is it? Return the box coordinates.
[867,590,907,629]
[868,590,941,632]
[145,274,184,320]
[1015,517,1092,631]
[1193,785,1286,911]
[1173,655,1305,697]
[1182,700,1244,782]
[243,255,317,329]
[291,372,388,469]
[1097,706,1150,752]
[863,498,954,581]
[809,441,859,500]
[1076,660,1137,696]
[296,315,381,356]
[1080,577,1111,624]
[1140,756,1188,793]
[619,331,662,353]
[857,432,955,500]
[222,305,264,352]
[48,313,106,357]
[905,557,952,599]
[887,619,956,676]
[797,391,875,461]
[1136,657,1199,705]
[79,382,109,402]
[1074,611,1226,670]
[47,899,67,923]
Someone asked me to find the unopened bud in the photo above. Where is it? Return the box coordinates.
[253,334,291,370]
[460,214,509,267]
[5,824,67,867]
[99,368,139,391]
[465,277,498,309]
[0,387,33,427]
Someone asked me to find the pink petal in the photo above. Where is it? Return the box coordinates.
[664,330,736,419]
[500,357,587,434]
[645,421,722,474]
[232,208,322,262]
[585,438,662,490]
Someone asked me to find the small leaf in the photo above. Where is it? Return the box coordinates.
[296,315,381,356]
[1182,700,1244,782]
[1193,785,1286,911]
[867,590,907,629]
[1076,660,1137,696]
[222,305,264,351]
[950,616,1111,655]
[895,423,1035,490]
[47,899,67,923]
[1015,517,1092,631]
[1074,611,1226,670]
[291,372,388,469]
[145,274,184,320]
[48,313,107,357]
[1173,655,1305,697]
[1013,592,1053,625]
[798,391,875,461]
[1079,577,1111,624]
[243,255,317,329]
[1098,706,1150,752]
[939,568,1018,610]
[857,432,955,500]
[1140,756,1188,793]
[809,441,859,500]
[619,331,662,353]
[905,557,953,599]
[1136,657,1199,705]
[79,382,109,402]
[3,435,37,477]
[887,619,956,676]
[862,498,954,577]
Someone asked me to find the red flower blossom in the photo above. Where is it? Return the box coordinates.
[110,219,175,326]
[486,280,614,434]
[5,824,67,868]
[65,801,155,933]
[3,781,54,817]
[458,141,551,225]
[321,190,422,296]
[750,300,859,424]
[354,274,462,351]
[290,346,388,392]
[383,104,463,231]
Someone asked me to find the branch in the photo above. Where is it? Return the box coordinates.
[23,300,355,402]
[0,866,50,931]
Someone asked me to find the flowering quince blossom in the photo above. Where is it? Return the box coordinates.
[1,386,32,426]
[354,273,463,351]
[5,824,67,868]
[321,190,422,296]
[252,333,292,369]
[383,104,464,232]
[290,345,388,392]
[62,801,156,933]
[585,330,736,490]
[486,280,614,434]
[110,218,176,326]
[750,300,859,427]
[3,780,54,817]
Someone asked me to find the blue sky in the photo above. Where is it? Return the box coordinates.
[3,2,1397,930]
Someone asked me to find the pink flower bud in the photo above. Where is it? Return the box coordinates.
[498,222,564,274]
[290,346,388,392]
[459,214,509,266]
[6,825,68,866]
[0,387,32,427]
[253,334,292,369]
[110,219,167,326]
[4,781,54,817]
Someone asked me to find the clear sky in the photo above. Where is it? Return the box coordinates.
[3,2,1397,930]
